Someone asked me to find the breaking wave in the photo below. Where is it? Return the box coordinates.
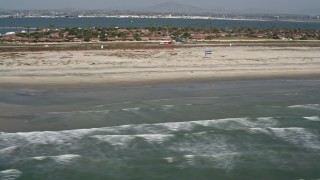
[249,127,320,150]
[289,104,320,111]
[0,169,22,180]
[29,154,82,165]
[0,117,278,147]
[304,116,320,121]
[1,115,320,177]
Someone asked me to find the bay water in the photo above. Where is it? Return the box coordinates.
[1,17,320,34]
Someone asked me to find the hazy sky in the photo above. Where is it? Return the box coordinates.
[1,0,320,12]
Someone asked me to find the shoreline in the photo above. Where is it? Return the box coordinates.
[1,16,319,24]
[1,45,320,89]
[1,69,320,90]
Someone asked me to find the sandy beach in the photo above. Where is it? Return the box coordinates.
[0,45,320,88]
[1,44,320,179]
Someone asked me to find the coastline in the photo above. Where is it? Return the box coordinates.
[1,69,320,90]
[1,16,319,24]
[1,45,320,89]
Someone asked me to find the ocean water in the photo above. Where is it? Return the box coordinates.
[0,79,320,179]
[1,17,320,34]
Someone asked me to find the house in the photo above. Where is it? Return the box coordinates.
[292,34,302,40]
[72,38,82,42]
[251,34,268,38]
[190,34,206,40]
[90,38,100,42]
[38,38,50,42]
[149,36,170,41]
[49,32,60,38]
[140,37,150,41]
[21,38,36,42]
[116,29,129,33]
[5,32,15,35]
[124,36,135,41]
[107,37,123,41]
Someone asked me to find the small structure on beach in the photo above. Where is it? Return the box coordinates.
[204,50,213,57]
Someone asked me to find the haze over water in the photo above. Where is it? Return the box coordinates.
[1,79,320,179]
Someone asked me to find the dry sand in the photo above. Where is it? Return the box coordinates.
[0,46,320,88]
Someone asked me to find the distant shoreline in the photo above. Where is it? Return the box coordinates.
[1,16,320,23]
[0,15,320,23]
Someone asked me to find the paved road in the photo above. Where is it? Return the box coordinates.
[1,41,320,51]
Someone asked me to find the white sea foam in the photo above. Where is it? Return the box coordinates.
[90,102,133,108]
[92,105,105,108]
[160,117,277,132]
[289,104,320,111]
[0,117,278,147]
[144,97,219,103]
[162,105,174,109]
[146,98,173,102]
[135,134,173,143]
[210,152,239,162]
[16,89,44,96]
[14,131,83,144]
[250,127,320,150]
[92,135,135,147]
[186,96,220,99]
[248,128,270,134]
[172,135,230,154]
[303,116,320,121]
[77,110,110,114]
[48,109,110,115]
[182,152,239,169]
[168,134,239,170]
[92,134,173,145]
[122,107,141,112]
[30,154,81,165]
[0,169,22,180]
[256,117,279,126]
[164,157,175,163]
[191,131,209,136]
[0,117,279,171]
[184,155,196,165]
[284,93,299,96]
[270,127,320,150]
[0,128,102,147]
[0,146,18,155]
[159,121,195,131]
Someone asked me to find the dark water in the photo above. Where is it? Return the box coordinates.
[0,79,320,179]
[1,17,320,34]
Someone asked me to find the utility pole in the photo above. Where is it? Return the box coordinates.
[82,29,84,43]
[25,26,30,38]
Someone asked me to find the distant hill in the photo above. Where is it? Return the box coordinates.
[140,1,208,14]
[140,2,284,15]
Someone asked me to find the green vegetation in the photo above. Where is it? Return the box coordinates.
[1,26,319,43]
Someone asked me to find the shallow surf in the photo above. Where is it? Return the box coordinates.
[1,79,320,179]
